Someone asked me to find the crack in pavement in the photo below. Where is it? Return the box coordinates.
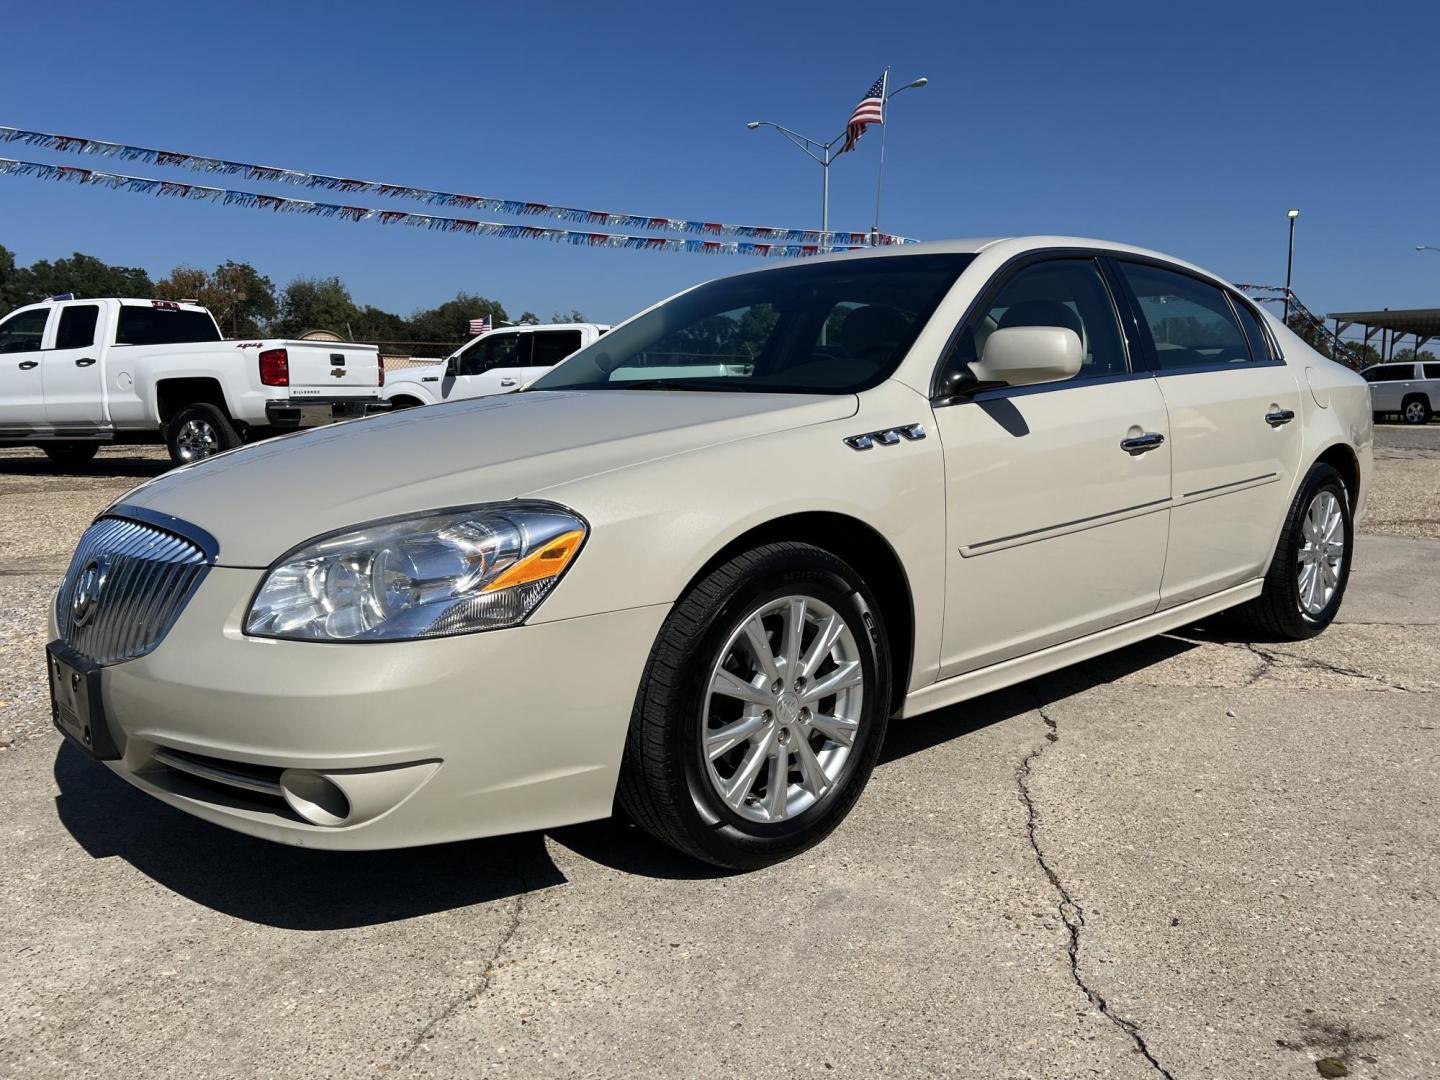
[1018,693,1177,1080]
[1240,641,1415,693]
[391,875,528,1070]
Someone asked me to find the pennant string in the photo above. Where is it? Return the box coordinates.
[0,125,917,247]
[0,157,853,259]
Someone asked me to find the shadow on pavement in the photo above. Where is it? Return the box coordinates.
[0,451,170,480]
[52,742,566,930]
[52,626,1214,910]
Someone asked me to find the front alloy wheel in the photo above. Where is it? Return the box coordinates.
[619,542,890,869]
[702,595,864,824]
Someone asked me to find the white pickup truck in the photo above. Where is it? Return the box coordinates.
[0,297,387,466]
[382,322,608,408]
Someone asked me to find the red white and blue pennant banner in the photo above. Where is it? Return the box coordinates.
[0,126,916,248]
[0,158,850,258]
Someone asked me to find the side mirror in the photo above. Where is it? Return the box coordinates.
[445,356,459,377]
[972,326,1082,389]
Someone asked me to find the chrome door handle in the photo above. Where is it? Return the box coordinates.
[499,377,518,387]
[1120,432,1165,454]
[75,357,97,367]
[1265,408,1295,427]
[18,359,38,370]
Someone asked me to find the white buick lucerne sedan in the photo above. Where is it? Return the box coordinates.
[48,238,1372,869]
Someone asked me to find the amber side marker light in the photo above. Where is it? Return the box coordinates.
[483,530,585,592]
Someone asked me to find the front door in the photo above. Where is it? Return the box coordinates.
[442,331,529,400]
[1113,261,1305,606]
[933,257,1172,678]
[0,307,51,430]
[42,303,106,426]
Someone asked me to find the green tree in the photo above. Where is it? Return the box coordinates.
[351,304,411,342]
[516,311,541,326]
[2,251,152,307]
[273,276,362,338]
[407,292,507,343]
[1391,347,1438,364]
[550,309,587,324]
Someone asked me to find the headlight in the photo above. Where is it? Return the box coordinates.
[245,502,586,642]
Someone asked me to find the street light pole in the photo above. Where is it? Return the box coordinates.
[746,120,847,252]
[872,73,928,245]
[1417,245,1440,254]
[1284,208,1300,323]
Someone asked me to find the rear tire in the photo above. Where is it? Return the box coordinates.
[40,442,100,468]
[1233,463,1353,640]
[618,542,891,870]
[166,403,240,465]
[1402,396,1432,425]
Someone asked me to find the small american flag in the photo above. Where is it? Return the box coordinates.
[468,315,492,336]
[840,73,887,154]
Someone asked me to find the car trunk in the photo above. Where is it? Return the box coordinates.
[275,341,381,397]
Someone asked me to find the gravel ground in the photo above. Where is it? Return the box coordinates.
[0,425,1437,1080]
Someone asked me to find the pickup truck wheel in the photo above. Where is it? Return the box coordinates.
[166,403,240,465]
[40,442,100,468]
[1233,463,1352,641]
[618,542,891,870]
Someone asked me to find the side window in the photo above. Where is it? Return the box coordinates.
[1368,365,1412,382]
[1119,263,1252,370]
[1230,297,1274,362]
[962,258,1127,379]
[488,333,530,369]
[0,309,50,354]
[1425,364,1440,380]
[531,330,583,367]
[56,305,100,350]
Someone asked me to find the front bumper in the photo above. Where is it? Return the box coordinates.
[264,397,390,429]
[53,566,669,850]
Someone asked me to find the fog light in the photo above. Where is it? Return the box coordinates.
[279,769,351,827]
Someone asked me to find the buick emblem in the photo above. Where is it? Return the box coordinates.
[71,557,107,629]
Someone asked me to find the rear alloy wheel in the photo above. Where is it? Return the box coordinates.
[166,403,240,465]
[1235,463,1353,640]
[619,542,890,869]
[40,442,99,468]
[1402,397,1432,425]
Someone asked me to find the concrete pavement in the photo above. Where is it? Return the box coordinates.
[1,428,1436,1079]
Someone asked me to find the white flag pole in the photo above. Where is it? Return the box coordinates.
[871,67,891,246]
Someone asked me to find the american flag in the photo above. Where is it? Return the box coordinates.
[840,73,887,153]
[468,315,492,336]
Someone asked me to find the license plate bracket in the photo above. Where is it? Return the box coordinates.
[47,641,120,760]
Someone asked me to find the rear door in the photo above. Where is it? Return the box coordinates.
[0,306,52,429]
[1113,260,1304,607]
[933,255,1173,677]
[42,303,106,425]
[521,329,585,385]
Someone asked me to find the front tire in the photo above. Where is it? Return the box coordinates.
[1234,463,1353,640]
[40,442,100,468]
[618,543,891,869]
[165,403,240,465]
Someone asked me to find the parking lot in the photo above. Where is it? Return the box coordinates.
[1,425,1437,1080]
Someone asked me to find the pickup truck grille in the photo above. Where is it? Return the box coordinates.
[56,515,210,666]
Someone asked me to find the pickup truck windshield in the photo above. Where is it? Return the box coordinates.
[527,253,973,394]
[115,307,222,346]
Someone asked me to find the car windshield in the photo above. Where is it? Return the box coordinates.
[527,253,973,394]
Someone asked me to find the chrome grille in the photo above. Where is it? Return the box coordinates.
[56,515,211,665]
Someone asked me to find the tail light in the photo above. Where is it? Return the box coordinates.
[259,348,289,387]
[378,355,385,387]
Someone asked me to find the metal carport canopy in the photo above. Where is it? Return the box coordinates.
[1327,308,1440,337]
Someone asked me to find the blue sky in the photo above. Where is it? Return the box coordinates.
[2,0,1436,324]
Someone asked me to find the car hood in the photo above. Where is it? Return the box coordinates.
[118,390,858,567]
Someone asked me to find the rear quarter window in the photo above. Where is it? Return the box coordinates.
[1424,363,1440,380]
[115,307,222,346]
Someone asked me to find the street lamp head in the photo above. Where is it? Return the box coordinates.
[746,121,761,130]
[907,77,929,89]
[1287,208,1300,218]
